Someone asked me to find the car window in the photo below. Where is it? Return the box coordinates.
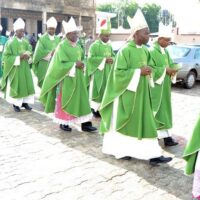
[194,48,200,59]
[167,46,191,59]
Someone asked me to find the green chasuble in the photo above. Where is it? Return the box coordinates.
[150,42,177,130]
[86,40,115,103]
[100,40,161,139]
[0,35,8,78]
[183,116,200,175]
[1,37,35,98]
[32,33,60,88]
[40,39,91,117]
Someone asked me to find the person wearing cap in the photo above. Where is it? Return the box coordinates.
[1,18,35,112]
[0,24,8,79]
[32,17,60,88]
[149,22,178,147]
[87,18,115,118]
[40,17,97,133]
[183,115,200,199]
[99,9,172,165]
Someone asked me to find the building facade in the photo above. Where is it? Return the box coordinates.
[0,0,96,37]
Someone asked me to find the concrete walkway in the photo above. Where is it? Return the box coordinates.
[0,83,200,200]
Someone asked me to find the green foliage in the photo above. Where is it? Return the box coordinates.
[142,3,161,32]
[118,2,139,29]
[96,4,115,13]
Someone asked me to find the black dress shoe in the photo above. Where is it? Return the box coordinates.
[149,156,172,165]
[22,103,32,110]
[81,121,97,132]
[164,137,178,146]
[13,104,21,112]
[82,126,97,132]
[120,156,132,160]
[92,109,101,118]
[60,124,72,132]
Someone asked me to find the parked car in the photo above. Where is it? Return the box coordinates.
[111,40,126,54]
[167,44,200,88]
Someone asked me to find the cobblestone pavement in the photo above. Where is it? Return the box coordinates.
[0,82,200,200]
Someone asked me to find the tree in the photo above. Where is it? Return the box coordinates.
[142,3,161,32]
[97,2,161,32]
[117,1,139,29]
[97,1,139,29]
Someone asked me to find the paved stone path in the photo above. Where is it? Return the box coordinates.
[0,82,200,200]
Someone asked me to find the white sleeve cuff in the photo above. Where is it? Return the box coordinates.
[68,63,76,77]
[0,45,3,52]
[171,73,177,84]
[148,74,155,88]
[127,69,141,92]
[28,57,32,64]
[98,58,106,71]
[24,51,32,56]
[43,52,52,61]
[155,68,166,85]
[14,56,20,66]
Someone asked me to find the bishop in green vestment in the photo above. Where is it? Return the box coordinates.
[87,19,115,117]
[32,17,60,88]
[183,115,200,199]
[40,17,97,133]
[1,18,35,112]
[0,25,8,78]
[99,9,172,164]
[150,22,178,146]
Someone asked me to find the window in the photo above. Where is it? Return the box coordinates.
[194,48,200,59]
[1,18,8,36]
[167,46,191,59]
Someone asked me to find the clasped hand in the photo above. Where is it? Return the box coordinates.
[140,66,152,76]
[76,61,84,69]
[166,67,177,76]
[20,53,30,60]
[106,57,113,64]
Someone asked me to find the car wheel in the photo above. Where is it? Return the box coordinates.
[184,71,196,89]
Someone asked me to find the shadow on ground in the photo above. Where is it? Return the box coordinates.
[0,98,193,200]
[172,80,200,97]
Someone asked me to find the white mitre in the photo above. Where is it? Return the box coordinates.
[127,9,149,35]
[62,17,80,34]
[158,22,172,38]
[46,17,57,28]
[13,18,25,32]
